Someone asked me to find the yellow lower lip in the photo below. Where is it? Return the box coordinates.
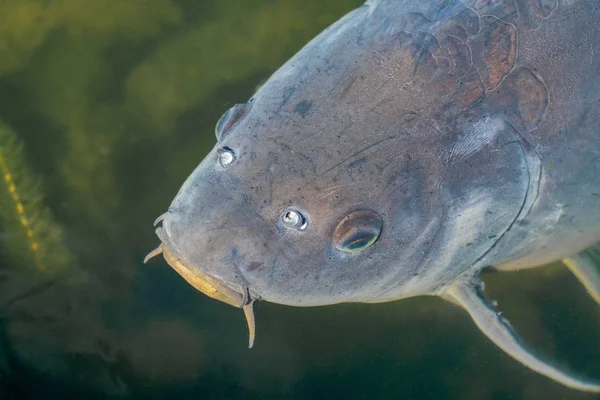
[161,245,245,308]
[148,242,256,348]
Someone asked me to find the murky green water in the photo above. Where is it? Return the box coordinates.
[0,1,599,399]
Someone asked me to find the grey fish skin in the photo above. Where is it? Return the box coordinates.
[150,0,600,392]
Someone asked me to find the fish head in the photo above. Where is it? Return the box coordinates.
[147,1,537,345]
[148,83,446,311]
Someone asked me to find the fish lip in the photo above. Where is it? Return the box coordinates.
[154,226,254,307]
[152,224,258,348]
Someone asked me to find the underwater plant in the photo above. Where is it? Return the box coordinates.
[0,121,73,280]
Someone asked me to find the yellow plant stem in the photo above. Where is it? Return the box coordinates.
[0,149,45,271]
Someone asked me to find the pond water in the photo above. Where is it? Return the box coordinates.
[0,1,599,399]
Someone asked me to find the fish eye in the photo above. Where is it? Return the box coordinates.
[215,103,250,140]
[281,209,307,230]
[333,210,383,253]
[217,147,236,168]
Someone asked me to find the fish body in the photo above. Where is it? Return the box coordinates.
[147,0,600,392]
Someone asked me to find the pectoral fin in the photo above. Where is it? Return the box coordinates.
[564,247,600,305]
[442,277,600,393]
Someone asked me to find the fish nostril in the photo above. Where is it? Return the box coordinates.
[217,147,236,168]
[281,209,308,230]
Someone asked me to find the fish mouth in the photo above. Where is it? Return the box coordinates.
[144,223,257,348]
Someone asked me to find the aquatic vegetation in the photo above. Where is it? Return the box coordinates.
[50,0,181,40]
[0,1,55,76]
[5,0,183,237]
[124,0,362,133]
[0,0,180,77]
[0,121,73,274]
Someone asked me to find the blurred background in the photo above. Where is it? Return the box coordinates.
[0,0,598,398]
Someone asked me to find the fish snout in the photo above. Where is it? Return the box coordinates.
[145,212,257,348]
